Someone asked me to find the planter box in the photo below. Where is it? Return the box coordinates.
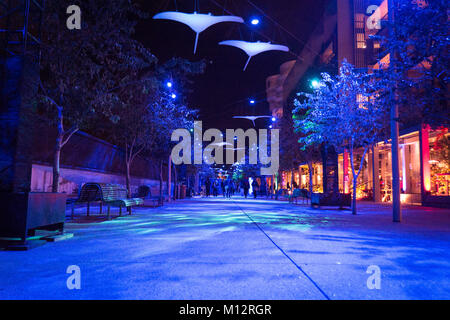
[311,193,351,209]
[0,192,66,242]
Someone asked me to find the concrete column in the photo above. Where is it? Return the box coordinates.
[419,124,431,204]
[0,56,37,193]
[337,0,355,66]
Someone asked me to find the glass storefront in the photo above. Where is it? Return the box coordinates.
[283,126,449,205]
[429,128,450,196]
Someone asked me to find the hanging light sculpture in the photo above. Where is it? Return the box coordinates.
[233,115,273,126]
[219,40,289,70]
[153,11,244,54]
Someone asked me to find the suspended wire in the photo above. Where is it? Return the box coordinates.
[245,0,321,56]
[156,0,171,11]
[207,0,300,59]
[199,89,271,121]
[222,0,227,15]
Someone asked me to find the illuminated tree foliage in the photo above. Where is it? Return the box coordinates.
[40,0,155,192]
[373,0,449,127]
[294,61,388,214]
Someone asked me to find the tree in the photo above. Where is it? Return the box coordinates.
[373,0,449,127]
[294,61,388,214]
[281,102,321,195]
[152,58,205,200]
[40,0,155,192]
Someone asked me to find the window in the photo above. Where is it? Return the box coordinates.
[356,33,366,49]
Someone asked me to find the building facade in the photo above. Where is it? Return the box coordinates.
[267,0,449,207]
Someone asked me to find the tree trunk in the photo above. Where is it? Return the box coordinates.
[349,149,357,215]
[352,179,357,215]
[52,138,62,193]
[349,146,369,215]
[52,108,64,194]
[307,161,313,195]
[126,160,131,198]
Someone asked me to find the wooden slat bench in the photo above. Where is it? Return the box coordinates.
[136,186,163,207]
[274,188,288,200]
[71,183,143,219]
[289,188,310,204]
[311,193,351,209]
[100,184,144,218]
[70,183,103,219]
[288,188,302,204]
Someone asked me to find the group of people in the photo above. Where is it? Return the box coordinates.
[203,177,268,199]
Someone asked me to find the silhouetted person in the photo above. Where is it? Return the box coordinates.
[252,179,259,199]
[212,180,218,197]
[242,179,250,198]
[221,180,225,197]
[205,178,211,197]
[225,178,233,198]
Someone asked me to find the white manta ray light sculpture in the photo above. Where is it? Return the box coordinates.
[153,11,244,54]
[219,40,290,70]
[233,115,273,126]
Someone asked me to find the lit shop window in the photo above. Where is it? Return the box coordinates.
[355,13,365,29]
[356,33,366,49]
[429,129,450,196]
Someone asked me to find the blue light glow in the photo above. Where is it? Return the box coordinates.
[166,81,173,88]
[171,93,177,99]
[249,99,255,104]
[311,79,320,89]
[251,18,260,25]
[271,117,276,122]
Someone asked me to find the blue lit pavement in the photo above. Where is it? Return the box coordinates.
[0,197,449,299]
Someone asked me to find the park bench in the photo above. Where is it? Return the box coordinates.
[288,188,301,203]
[136,185,163,207]
[70,183,103,219]
[274,188,288,200]
[70,183,143,219]
[288,188,310,204]
[101,184,144,218]
[310,192,351,209]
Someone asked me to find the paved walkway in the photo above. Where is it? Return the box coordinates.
[0,197,449,299]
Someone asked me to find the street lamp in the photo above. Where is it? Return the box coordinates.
[310,79,320,89]
[171,93,177,99]
[249,99,255,105]
[250,18,260,25]
[166,81,173,88]
[271,117,276,122]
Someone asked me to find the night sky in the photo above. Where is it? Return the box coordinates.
[137,0,327,131]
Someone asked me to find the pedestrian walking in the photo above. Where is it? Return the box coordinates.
[212,180,218,197]
[205,178,211,197]
[221,179,225,197]
[242,178,250,198]
[226,178,234,198]
[252,178,259,199]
